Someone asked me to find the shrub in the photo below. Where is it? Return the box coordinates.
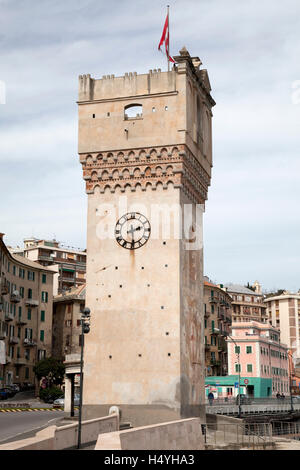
[39,386,64,403]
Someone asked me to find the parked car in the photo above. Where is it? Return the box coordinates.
[236,394,252,405]
[0,388,15,399]
[53,394,80,407]
[6,385,19,394]
[292,396,300,403]
[0,389,9,400]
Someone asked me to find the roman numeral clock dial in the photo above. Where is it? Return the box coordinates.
[115,212,151,250]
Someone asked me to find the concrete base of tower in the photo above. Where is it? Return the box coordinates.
[82,403,206,428]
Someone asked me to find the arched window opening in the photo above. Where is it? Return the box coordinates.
[124,104,143,120]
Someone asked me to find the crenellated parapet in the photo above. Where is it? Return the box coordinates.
[80,144,210,203]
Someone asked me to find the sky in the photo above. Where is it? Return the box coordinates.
[0,0,299,292]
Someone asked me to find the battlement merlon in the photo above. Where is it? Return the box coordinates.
[78,47,215,106]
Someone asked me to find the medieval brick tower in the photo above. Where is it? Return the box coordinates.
[78,47,215,426]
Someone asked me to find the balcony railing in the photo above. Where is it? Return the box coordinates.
[0,332,7,340]
[1,283,9,295]
[5,313,14,322]
[210,328,220,335]
[15,357,27,365]
[16,318,27,326]
[210,360,221,366]
[6,356,11,364]
[10,293,21,303]
[25,299,39,307]
[9,336,19,345]
[23,339,36,347]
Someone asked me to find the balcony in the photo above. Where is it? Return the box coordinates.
[5,312,14,322]
[0,332,7,340]
[210,360,221,366]
[209,297,218,304]
[6,356,11,364]
[15,357,26,365]
[1,283,9,295]
[16,317,27,326]
[10,292,21,303]
[60,277,76,283]
[38,255,53,262]
[9,336,19,345]
[25,299,39,307]
[210,328,220,335]
[205,344,211,350]
[23,339,36,347]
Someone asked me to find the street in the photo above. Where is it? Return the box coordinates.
[0,410,65,444]
[0,391,65,445]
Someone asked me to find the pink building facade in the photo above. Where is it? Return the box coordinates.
[228,321,289,396]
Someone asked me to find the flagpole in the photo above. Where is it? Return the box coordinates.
[167,5,170,72]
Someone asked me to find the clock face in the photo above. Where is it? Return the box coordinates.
[115,212,151,250]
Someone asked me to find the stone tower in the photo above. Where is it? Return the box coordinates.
[78,48,215,426]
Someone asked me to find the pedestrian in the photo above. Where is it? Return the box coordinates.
[208,392,214,406]
[276,392,281,400]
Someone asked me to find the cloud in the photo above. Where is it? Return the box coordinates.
[0,0,300,290]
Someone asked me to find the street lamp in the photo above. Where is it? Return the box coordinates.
[77,307,91,450]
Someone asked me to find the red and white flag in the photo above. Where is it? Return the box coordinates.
[158,13,175,63]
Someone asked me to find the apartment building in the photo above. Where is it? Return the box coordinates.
[227,321,289,396]
[18,238,86,294]
[52,284,86,361]
[223,282,267,323]
[265,292,300,360]
[0,233,54,387]
[204,279,233,376]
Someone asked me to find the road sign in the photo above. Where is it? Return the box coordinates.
[234,382,239,388]
[244,379,249,385]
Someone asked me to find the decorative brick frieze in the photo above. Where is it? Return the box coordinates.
[80,145,210,203]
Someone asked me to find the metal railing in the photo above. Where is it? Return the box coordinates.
[206,397,300,415]
[204,422,273,449]
[271,421,300,438]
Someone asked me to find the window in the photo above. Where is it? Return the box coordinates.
[42,274,47,284]
[246,346,252,354]
[41,291,48,303]
[38,350,46,361]
[28,288,32,299]
[235,364,241,373]
[124,104,143,120]
[19,268,25,279]
[235,346,240,354]
[247,364,253,373]
[40,330,44,342]
[20,287,24,298]
[28,271,35,281]
[27,309,31,320]
[25,368,29,379]
[40,311,45,322]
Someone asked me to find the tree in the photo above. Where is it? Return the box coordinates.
[245,282,255,292]
[33,357,65,387]
[265,289,286,298]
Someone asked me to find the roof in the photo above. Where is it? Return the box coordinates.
[223,283,261,296]
[0,236,56,274]
[12,254,57,273]
[264,293,300,302]
[53,284,86,303]
[24,244,86,255]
